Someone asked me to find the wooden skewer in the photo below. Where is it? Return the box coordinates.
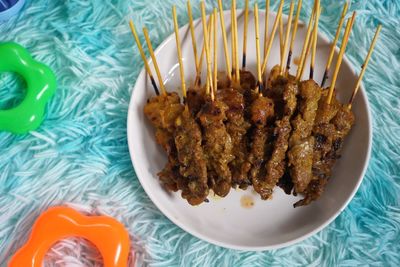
[187,0,199,75]
[172,6,187,100]
[327,12,356,104]
[242,0,249,69]
[261,0,284,75]
[213,8,218,100]
[254,3,262,94]
[232,0,240,83]
[195,16,212,86]
[298,23,314,80]
[280,1,295,74]
[201,1,214,97]
[279,11,284,66]
[217,0,232,81]
[321,2,348,87]
[231,4,236,81]
[129,20,160,95]
[206,13,214,95]
[310,2,321,79]
[348,25,381,109]
[142,27,167,96]
[263,0,270,61]
[286,0,302,73]
[295,5,316,80]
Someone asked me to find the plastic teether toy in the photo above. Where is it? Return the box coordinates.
[9,206,131,267]
[0,42,56,134]
[0,0,25,21]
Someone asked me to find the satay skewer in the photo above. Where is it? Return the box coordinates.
[231,4,237,81]
[217,0,232,81]
[327,12,356,104]
[348,25,381,109]
[321,2,348,87]
[263,0,270,60]
[195,17,212,86]
[129,20,161,95]
[279,12,284,67]
[261,0,284,75]
[310,2,321,79]
[143,28,167,96]
[213,8,218,98]
[286,0,302,72]
[298,24,314,79]
[232,0,240,83]
[280,1,295,74]
[295,5,316,80]
[172,6,187,101]
[201,1,214,98]
[242,0,249,69]
[187,0,199,75]
[254,3,262,94]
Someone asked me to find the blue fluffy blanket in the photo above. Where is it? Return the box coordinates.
[0,0,399,266]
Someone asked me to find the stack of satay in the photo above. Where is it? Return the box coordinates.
[130,0,381,207]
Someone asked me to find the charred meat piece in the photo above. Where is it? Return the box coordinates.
[144,92,183,132]
[187,86,206,117]
[238,95,274,188]
[240,70,257,92]
[217,88,251,188]
[287,79,322,194]
[294,103,355,207]
[198,98,234,197]
[312,90,341,173]
[254,80,298,199]
[174,108,209,205]
[144,93,184,191]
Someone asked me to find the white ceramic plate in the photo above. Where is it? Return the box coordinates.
[127,10,372,251]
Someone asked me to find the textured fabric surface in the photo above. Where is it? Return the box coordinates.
[0,0,399,266]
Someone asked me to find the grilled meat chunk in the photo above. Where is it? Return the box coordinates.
[174,108,209,205]
[217,88,251,188]
[287,79,322,194]
[198,98,234,197]
[254,80,298,199]
[294,101,355,207]
[144,93,184,191]
[239,95,274,188]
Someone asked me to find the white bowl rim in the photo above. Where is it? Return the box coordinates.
[127,10,373,251]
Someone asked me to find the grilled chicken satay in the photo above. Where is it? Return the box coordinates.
[217,85,251,189]
[198,97,234,197]
[237,93,274,187]
[240,69,257,92]
[186,85,206,117]
[174,107,209,205]
[294,102,354,207]
[287,79,322,194]
[144,92,185,191]
[253,79,298,199]
[311,90,341,177]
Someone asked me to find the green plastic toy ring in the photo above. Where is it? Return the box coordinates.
[0,42,56,134]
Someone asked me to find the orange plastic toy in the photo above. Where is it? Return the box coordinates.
[9,206,131,267]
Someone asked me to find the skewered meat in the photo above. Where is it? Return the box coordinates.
[217,87,251,188]
[238,94,274,188]
[187,86,206,116]
[253,80,298,199]
[294,100,355,207]
[287,79,322,194]
[174,107,209,205]
[240,70,257,91]
[312,90,341,177]
[198,98,234,197]
[144,93,184,191]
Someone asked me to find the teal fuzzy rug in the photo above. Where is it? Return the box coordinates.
[0,0,399,266]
